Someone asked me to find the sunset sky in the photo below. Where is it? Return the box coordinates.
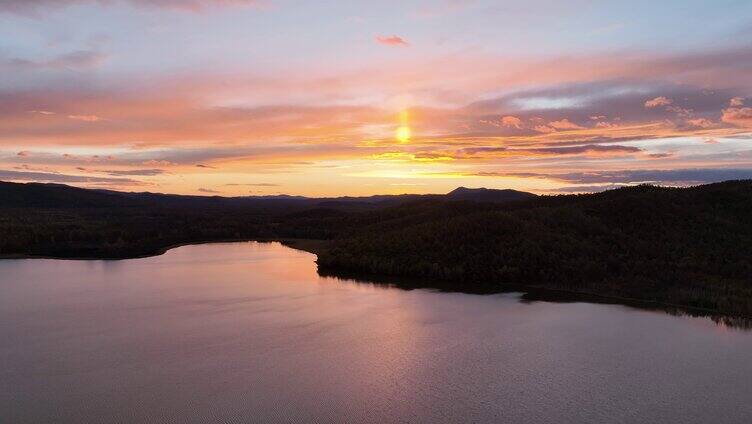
[2,0,752,196]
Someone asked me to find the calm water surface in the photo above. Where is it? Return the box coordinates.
[1,242,751,423]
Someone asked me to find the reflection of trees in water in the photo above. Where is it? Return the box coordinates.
[663,307,752,331]
[521,289,752,331]
[713,316,752,331]
[322,270,752,331]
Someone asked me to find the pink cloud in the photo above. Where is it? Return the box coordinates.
[375,35,409,47]
[730,97,745,107]
[721,107,752,128]
[644,96,673,108]
[666,105,693,117]
[132,0,264,11]
[500,115,523,129]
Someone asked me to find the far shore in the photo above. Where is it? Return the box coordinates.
[0,238,329,261]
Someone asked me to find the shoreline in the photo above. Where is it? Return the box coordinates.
[2,238,749,322]
[321,268,752,322]
[0,238,327,261]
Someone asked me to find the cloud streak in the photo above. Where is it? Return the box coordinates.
[486,168,752,185]
[3,50,106,70]
[0,169,141,185]
[0,0,262,14]
[645,96,673,108]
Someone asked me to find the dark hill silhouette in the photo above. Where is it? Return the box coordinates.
[0,182,145,208]
[445,186,537,202]
[0,181,536,209]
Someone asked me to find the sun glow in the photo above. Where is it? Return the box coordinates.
[396,109,411,143]
[396,125,411,143]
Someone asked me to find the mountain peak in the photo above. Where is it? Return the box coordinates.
[445,186,537,203]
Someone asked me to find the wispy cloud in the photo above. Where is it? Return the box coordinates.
[224,182,279,187]
[77,168,166,176]
[482,168,752,185]
[3,50,106,70]
[197,187,220,193]
[0,169,141,185]
[644,96,673,108]
[67,114,104,122]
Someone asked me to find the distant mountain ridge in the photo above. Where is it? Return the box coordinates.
[446,187,537,202]
[0,181,537,209]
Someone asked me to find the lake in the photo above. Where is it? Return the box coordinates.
[1,241,751,423]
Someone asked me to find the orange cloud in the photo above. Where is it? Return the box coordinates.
[686,118,714,128]
[548,119,584,130]
[68,114,103,122]
[534,125,556,133]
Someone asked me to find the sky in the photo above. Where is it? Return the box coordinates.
[2,0,752,196]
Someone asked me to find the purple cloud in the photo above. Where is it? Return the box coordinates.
[3,50,107,70]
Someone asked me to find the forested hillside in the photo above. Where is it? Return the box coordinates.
[318,181,752,315]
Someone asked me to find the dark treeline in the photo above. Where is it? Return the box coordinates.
[318,181,752,315]
[0,207,270,258]
[1,180,752,315]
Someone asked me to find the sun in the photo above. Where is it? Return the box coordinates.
[396,125,411,143]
